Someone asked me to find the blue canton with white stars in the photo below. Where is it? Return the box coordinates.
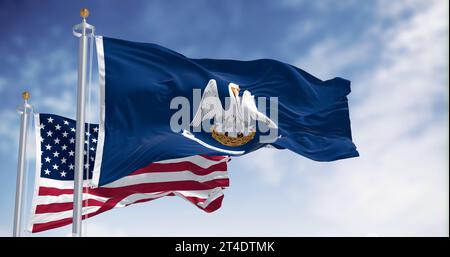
[38,113,98,180]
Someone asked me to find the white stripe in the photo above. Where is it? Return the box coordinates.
[30,206,101,225]
[34,188,220,209]
[103,170,228,188]
[38,177,93,190]
[37,169,227,190]
[113,192,174,208]
[112,188,222,210]
[175,189,222,199]
[155,155,228,168]
[35,193,108,205]
[92,35,105,188]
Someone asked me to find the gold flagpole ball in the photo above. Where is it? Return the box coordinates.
[22,91,30,101]
[80,8,89,18]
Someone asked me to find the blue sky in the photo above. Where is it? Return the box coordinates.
[0,0,448,236]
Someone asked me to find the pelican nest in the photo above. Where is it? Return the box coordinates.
[211,127,256,146]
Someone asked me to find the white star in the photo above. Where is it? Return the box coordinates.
[63,120,69,125]
[69,138,75,144]
[84,163,90,169]
[47,117,54,123]
[62,131,68,137]
[39,137,44,143]
[90,147,95,151]
[93,127,99,132]
[92,138,97,143]
[71,128,76,132]
[61,157,67,164]
[46,130,53,137]
[45,157,51,163]
[69,150,74,156]
[55,124,61,130]
[53,151,60,157]
[60,171,67,177]
[90,156,95,162]
[44,169,51,175]
[45,144,52,150]
[61,144,68,150]
[85,140,89,144]
[68,164,74,170]
[54,138,60,144]
[85,131,91,137]
[40,123,46,130]
[52,164,59,170]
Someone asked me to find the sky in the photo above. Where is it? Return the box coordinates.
[0,0,448,236]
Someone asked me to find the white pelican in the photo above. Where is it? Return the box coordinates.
[191,79,277,138]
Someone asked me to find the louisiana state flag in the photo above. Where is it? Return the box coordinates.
[92,36,358,186]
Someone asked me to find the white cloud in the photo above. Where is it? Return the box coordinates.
[40,90,77,118]
[234,149,285,186]
[237,0,448,236]
[0,226,9,236]
[289,122,448,236]
[82,222,130,237]
[0,110,20,154]
[47,70,77,89]
[295,38,373,79]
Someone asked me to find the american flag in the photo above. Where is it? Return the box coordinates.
[28,113,230,233]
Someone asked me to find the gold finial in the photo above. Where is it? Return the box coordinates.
[22,91,30,101]
[80,8,89,19]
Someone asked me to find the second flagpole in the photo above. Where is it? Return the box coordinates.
[13,92,32,237]
[72,8,94,237]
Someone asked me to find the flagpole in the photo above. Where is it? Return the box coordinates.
[13,91,32,237]
[72,8,94,237]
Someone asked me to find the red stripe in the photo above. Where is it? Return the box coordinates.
[181,194,225,213]
[32,217,73,233]
[35,199,105,214]
[131,195,171,205]
[203,195,224,213]
[38,186,72,196]
[198,155,228,161]
[38,179,230,197]
[179,194,224,213]
[129,161,227,176]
